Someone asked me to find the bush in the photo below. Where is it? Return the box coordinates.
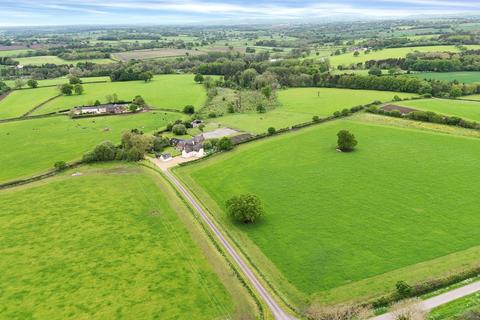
[208,112,217,118]
[202,140,213,150]
[54,161,67,171]
[337,130,357,152]
[393,95,402,101]
[183,105,195,114]
[312,115,320,122]
[126,147,143,161]
[218,137,233,151]
[256,104,266,113]
[83,141,117,162]
[226,194,264,224]
[396,281,413,298]
[27,79,38,88]
[333,111,341,118]
[194,73,204,83]
[172,124,187,135]
[267,127,276,135]
[341,108,350,116]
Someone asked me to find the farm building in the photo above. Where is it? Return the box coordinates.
[171,135,205,158]
[72,103,129,115]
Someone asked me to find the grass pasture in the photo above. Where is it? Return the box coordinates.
[329,45,480,67]
[0,86,58,119]
[211,88,417,134]
[0,111,182,183]
[176,118,480,304]
[0,49,32,57]
[411,72,480,84]
[462,94,480,101]
[113,48,206,61]
[398,98,480,122]
[36,74,206,114]
[3,76,110,89]
[0,164,239,319]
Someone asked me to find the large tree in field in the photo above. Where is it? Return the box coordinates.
[337,130,358,152]
[226,194,264,224]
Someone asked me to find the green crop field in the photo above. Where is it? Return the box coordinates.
[329,45,480,67]
[35,74,206,114]
[211,88,417,134]
[428,292,480,320]
[0,164,237,319]
[176,118,480,305]
[16,56,115,65]
[410,72,480,83]
[0,86,59,119]
[398,98,480,122]
[0,111,182,183]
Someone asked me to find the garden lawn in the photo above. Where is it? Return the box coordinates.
[462,94,480,101]
[410,72,480,84]
[0,111,181,183]
[0,86,58,119]
[16,56,115,65]
[398,98,480,122]
[36,74,206,114]
[212,88,417,134]
[176,119,480,303]
[0,164,234,319]
[329,45,480,67]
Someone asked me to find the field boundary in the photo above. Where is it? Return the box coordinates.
[22,94,61,117]
[140,163,267,319]
[0,112,66,123]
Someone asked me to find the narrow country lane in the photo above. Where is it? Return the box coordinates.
[162,169,296,320]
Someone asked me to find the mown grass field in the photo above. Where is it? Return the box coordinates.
[398,98,480,122]
[0,164,237,319]
[0,49,32,57]
[428,292,480,320]
[16,56,115,65]
[0,111,182,183]
[176,118,480,304]
[410,72,480,84]
[36,74,206,114]
[0,86,59,119]
[329,45,480,67]
[211,88,417,134]
[462,94,480,101]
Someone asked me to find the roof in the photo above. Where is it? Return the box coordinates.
[161,153,172,158]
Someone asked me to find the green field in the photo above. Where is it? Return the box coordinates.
[329,45,480,67]
[176,118,480,304]
[428,292,480,320]
[0,86,59,119]
[462,94,480,101]
[3,76,110,89]
[411,72,480,84]
[0,49,32,57]
[16,56,115,66]
[211,88,417,134]
[0,111,182,183]
[36,74,206,114]
[0,164,238,319]
[398,98,480,122]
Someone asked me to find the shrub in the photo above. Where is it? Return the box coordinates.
[27,79,38,88]
[59,83,73,95]
[341,108,350,116]
[333,111,341,118]
[366,105,378,113]
[208,112,217,118]
[268,127,276,135]
[126,147,144,161]
[83,141,116,162]
[312,115,320,122]
[396,281,413,298]
[218,137,233,151]
[226,194,264,224]
[194,73,204,83]
[183,105,195,114]
[172,124,187,135]
[337,130,357,152]
[54,161,67,171]
[256,104,266,113]
[393,95,402,101]
[202,140,213,150]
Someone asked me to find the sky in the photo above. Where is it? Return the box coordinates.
[1,0,480,26]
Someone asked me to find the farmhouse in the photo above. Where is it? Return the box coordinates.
[171,134,205,158]
[158,153,172,162]
[72,103,129,115]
